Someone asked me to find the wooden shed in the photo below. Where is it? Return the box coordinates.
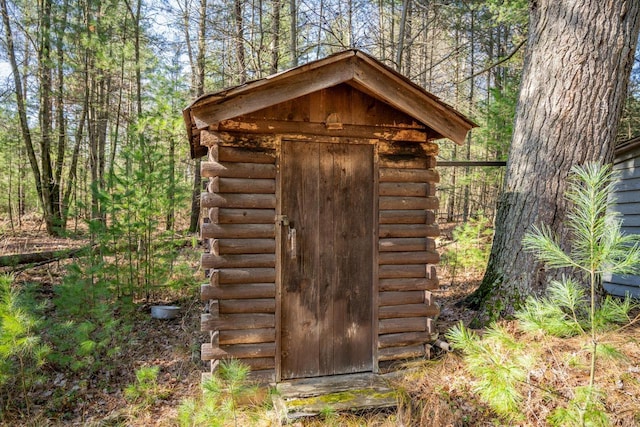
[183,50,475,384]
[604,136,640,298]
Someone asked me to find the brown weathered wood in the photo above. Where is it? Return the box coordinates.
[378,317,428,334]
[202,253,276,269]
[379,196,438,210]
[217,145,276,164]
[379,182,429,197]
[378,157,433,169]
[378,168,439,183]
[209,177,276,194]
[200,130,221,148]
[378,331,431,348]
[240,357,275,370]
[202,342,276,359]
[352,55,474,144]
[379,238,435,252]
[218,118,428,142]
[0,246,91,267]
[190,55,357,128]
[379,210,434,224]
[219,298,276,314]
[378,303,439,319]
[379,291,424,307]
[377,344,426,361]
[201,193,276,209]
[201,161,276,179]
[248,369,276,383]
[214,238,276,254]
[210,208,275,224]
[201,313,275,331]
[201,223,275,239]
[378,251,439,265]
[378,277,439,292]
[219,328,276,345]
[379,224,439,238]
[281,140,373,380]
[377,141,439,157]
[378,264,426,279]
[214,268,276,284]
[201,283,275,300]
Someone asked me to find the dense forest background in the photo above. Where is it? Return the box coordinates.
[0,0,638,234]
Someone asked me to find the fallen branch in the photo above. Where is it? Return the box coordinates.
[0,246,92,268]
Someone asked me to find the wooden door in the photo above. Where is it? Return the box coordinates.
[280,140,374,380]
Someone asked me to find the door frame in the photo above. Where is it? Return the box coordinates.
[275,136,380,382]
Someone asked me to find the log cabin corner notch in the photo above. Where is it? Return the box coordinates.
[184,49,476,384]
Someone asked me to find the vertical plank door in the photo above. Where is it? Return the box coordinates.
[280,140,374,380]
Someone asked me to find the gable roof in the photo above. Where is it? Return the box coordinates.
[184,49,477,158]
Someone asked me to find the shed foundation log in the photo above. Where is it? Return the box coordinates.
[213,238,276,254]
[248,369,276,383]
[219,328,276,345]
[377,141,439,157]
[379,264,428,279]
[201,342,276,360]
[378,168,439,183]
[213,145,276,164]
[379,210,434,224]
[379,238,436,252]
[379,317,429,334]
[379,291,425,306]
[379,196,438,210]
[378,331,432,348]
[378,303,440,319]
[379,224,439,238]
[219,298,276,314]
[379,182,430,197]
[208,177,276,194]
[201,313,275,331]
[201,253,276,269]
[378,157,434,169]
[378,344,426,361]
[211,268,276,284]
[201,223,275,239]
[201,283,276,300]
[378,277,439,292]
[209,208,276,224]
[378,251,439,265]
[201,193,276,209]
[201,161,276,179]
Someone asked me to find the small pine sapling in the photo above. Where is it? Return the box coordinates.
[522,162,640,425]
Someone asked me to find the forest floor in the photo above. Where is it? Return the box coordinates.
[1,220,639,426]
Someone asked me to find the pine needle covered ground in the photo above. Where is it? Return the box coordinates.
[0,219,639,426]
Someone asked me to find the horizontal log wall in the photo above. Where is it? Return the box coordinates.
[376,141,440,363]
[200,130,277,383]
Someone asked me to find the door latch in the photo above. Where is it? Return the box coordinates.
[277,215,296,259]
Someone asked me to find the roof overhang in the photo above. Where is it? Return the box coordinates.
[184,50,477,158]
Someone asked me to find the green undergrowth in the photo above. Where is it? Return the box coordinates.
[447,163,640,426]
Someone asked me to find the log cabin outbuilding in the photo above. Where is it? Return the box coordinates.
[604,136,640,298]
[183,50,476,384]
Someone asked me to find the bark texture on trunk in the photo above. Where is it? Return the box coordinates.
[468,0,640,320]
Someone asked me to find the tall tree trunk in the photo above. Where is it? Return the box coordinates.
[395,0,410,71]
[1,0,62,236]
[270,0,281,74]
[234,0,246,83]
[189,0,207,233]
[467,0,640,321]
[289,0,297,66]
[54,0,70,229]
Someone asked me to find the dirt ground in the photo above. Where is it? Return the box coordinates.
[3,220,639,426]
[0,220,482,426]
